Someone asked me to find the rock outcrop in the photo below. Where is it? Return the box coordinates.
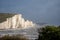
[0,13,35,29]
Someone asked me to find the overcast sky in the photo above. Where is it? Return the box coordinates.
[0,0,60,25]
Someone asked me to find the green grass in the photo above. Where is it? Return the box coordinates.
[0,35,28,40]
[0,13,17,23]
[37,25,60,40]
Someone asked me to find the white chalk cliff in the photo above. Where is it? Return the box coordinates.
[0,14,35,29]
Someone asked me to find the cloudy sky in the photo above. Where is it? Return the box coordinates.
[0,0,60,25]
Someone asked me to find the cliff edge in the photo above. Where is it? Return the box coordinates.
[0,13,35,29]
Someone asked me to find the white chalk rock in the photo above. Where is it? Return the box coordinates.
[0,14,35,29]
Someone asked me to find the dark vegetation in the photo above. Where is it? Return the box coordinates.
[0,13,17,23]
[37,25,60,40]
[0,35,28,40]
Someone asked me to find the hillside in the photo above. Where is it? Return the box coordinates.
[0,13,34,29]
[0,13,16,23]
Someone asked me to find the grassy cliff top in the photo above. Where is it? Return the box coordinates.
[0,13,18,23]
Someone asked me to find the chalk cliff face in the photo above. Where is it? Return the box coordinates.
[0,13,35,29]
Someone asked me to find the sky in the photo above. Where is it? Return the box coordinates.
[0,0,60,25]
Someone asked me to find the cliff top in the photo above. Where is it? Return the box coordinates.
[0,13,19,23]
